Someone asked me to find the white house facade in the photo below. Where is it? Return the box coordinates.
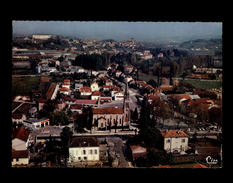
[68,137,99,163]
[161,130,189,153]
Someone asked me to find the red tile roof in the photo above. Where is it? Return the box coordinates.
[170,94,192,101]
[93,107,123,114]
[38,98,47,103]
[12,114,23,119]
[161,130,189,138]
[153,165,171,168]
[160,85,174,91]
[63,96,76,102]
[12,149,29,159]
[70,104,82,110]
[70,137,99,147]
[60,87,69,92]
[80,87,92,93]
[64,79,70,82]
[193,163,208,168]
[40,76,51,83]
[130,145,147,159]
[46,82,56,100]
[92,91,102,96]
[76,99,98,105]
[103,85,120,91]
[12,127,30,142]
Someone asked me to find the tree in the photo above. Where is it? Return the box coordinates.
[131,108,139,122]
[147,79,158,88]
[60,127,73,166]
[49,112,69,126]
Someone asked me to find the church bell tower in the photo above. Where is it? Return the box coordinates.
[123,82,130,127]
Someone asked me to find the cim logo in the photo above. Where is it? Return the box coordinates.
[206,156,218,165]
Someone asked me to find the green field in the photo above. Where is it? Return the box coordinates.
[12,76,41,96]
[138,71,158,82]
[183,79,222,90]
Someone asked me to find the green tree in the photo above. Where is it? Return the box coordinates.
[60,127,73,166]
[49,111,69,126]
[131,107,139,121]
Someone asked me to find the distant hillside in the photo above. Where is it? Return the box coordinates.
[179,38,222,49]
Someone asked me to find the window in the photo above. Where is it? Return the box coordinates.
[101,123,103,128]
[84,157,87,160]
[89,149,93,154]
[95,149,98,154]
[83,150,86,155]
[78,157,81,160]
[120,119,121,124]
[182,139,185,143]
[16,158,19,162]
[166,139,170,143]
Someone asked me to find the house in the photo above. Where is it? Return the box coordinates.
[75,99,98,107]
[23,118,50,129]
[90,82,99,92]
[124,76,133,83]
[63,96,76,105]
[60,87,70,95]
[12,127,30,151]
[46,82,59,100]
[80,87,92,97]
[100,97,112,104]
[77,68,85,73]
[12,114,27,124]
[161,130,189,153]
[124,65,134,74]
[159,85,174,92]
[55,100,65,112]
[13,95,31,102]
[105,80,113,86]
[160,77,170,85]
[114,91,124,101]
[115,70,122,78]
[91,91,103,100]
[62,79,71,89]
[157,52,164,58]
[70,104,82,114]
[38,98,47,111]
[68,137,99,163]
[92,107,125,130]
[146,94,160,104]
[103,85,120,92]
[74,83,83,91]
[12,149,29,167]
[129,145,147,160]
[168,94,192,104]
[29,107,37,118]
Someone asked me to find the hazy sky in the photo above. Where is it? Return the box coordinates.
[12,21,222,42]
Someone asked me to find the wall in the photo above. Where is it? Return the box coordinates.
[12,158,29,166]
[12,139,27,151]
[93,113,124,129]
[69,146,99,162]
[164,137,189,153]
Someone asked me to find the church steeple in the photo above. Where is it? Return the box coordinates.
[123,82,130,127]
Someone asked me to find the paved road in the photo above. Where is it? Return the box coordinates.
[106,137,129,168]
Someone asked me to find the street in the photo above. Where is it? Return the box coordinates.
[106,137,129,168]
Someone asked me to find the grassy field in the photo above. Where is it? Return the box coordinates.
[12,76,41,96]
[138,71,158,82]
[183,79,222,90]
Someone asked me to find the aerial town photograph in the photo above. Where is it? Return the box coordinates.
[11,21,222,168]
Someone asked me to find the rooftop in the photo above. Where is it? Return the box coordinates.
[161,130,189,138]
[12,149,29,159]
[93,107,123,114]
[70,137,99,147]
[12,127,30,142]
